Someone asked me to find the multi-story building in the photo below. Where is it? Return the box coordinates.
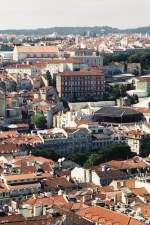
[72,55,103,67]
[127,63,141,74]
[135,76,150,97]
[56,67,105,101]
[6,63,43,76]
[71,167,129,186]
[128,76,150,97]
[37,127,91,156]
[13,46,59,62]
[125,130,150,155]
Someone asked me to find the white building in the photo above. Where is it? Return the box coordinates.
[71,167,129,186]
[127,76,150,98]
[6,64,42,76]
[0,51,13,63]
[125,130,150,155]
[13,45,59,62]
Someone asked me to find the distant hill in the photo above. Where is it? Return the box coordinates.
[0,26,150,36]
[124,26,150,34]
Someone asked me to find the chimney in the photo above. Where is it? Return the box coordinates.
[82,195,86,203]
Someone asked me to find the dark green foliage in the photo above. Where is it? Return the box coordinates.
[53,75,56,87]
[140,139,150,157]
[0,44,13,51]
[100,144,131,161]
[125,94,139,106]
[84,153,103,167]
[108,83,130,99]
[32,143,133,168]
[103,52,130,65]
[128,52,150,70]
[61,99,70,111]
[104,49,150,71]
[46,71,53,86]
[32,148,59,161]
[69,153,89,166]
[31,113,47,129]
[71,144,133,168]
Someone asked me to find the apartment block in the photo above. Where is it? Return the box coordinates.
[56,67,105,101]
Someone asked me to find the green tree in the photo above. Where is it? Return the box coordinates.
[84,153,103,167]
[31,113,47,129]
[32,148,59,161]
[53,75,56,87]
[0,44,13,51]
[69,153,89,166]
[101,144,132,161]
[46,70,53,86]
[83,144,133,168]
[140,139,150,157]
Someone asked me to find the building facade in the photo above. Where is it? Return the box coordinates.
[13,46,59,62]
[72,55,103,67]
[56,67,105,101]
[37,128,91,156]
[125,130,150,155]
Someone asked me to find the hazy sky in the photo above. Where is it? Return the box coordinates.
[0,0,150,29]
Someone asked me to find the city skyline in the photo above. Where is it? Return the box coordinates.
[0,0,150,29]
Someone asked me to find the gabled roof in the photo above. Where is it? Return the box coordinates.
[14,156,54,165]
[107,158,149,170]
[45,177,77,189]
[77,206,146,225]
[95,169,129,180]
[23,195,67,207]
[5,173,50,182]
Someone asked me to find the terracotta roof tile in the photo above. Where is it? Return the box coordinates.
[15,45,59,53]
[77,206,146,225]
[59,67,104,77]
[130,188,149,197]
[23,195,67,207]
[107,158,149,170]
[5,172,50,182]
